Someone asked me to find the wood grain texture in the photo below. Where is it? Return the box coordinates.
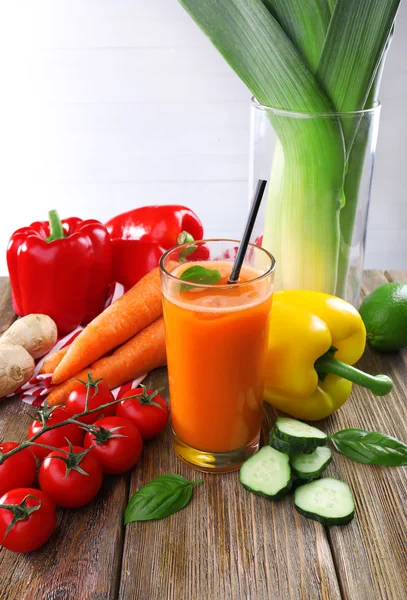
[0,277,17,334]
[385,270,407,284]
[0,395,129,600]
[1,272,406,600]
[119,370,341,600]
[321,270,407,600]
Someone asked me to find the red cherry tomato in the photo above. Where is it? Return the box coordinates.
[39,446,103,508]
[65,379,115,424]
[27,406,84,460]
[0,488,56,553]
[0,443,37,497]
[83,416,143,474]
[117,386,169,440]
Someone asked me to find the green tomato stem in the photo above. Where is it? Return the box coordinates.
[0,391,144,465]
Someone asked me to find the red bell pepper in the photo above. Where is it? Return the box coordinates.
[106,205,207,288]
[105,205,204,249]
[111,239,166,289]
[7,210,112,335]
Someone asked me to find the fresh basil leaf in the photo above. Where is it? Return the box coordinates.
[180,265,221,291]
[329,428,407,466]
[124,474,203,523]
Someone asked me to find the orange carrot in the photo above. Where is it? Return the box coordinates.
[47,317,166,406]
[39,346,70,375]
[52,267,162,385]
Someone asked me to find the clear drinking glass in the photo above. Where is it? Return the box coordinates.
[160,239,275,473]
[249,99,381,306]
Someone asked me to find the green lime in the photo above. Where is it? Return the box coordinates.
[359,282,407,352]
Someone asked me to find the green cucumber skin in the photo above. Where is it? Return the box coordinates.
[294,504,355,526]
[274,430,327,453]
[268,431,292,454]
[239,446,292,499]
[291,454,333,480]
[240,478,293,500]
[291,476,314,489]
[270,429,320,454]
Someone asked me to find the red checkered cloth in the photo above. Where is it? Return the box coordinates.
[8,282,147,406]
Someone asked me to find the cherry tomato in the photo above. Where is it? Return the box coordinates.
[27,406,84,460]
[65,379,116,424]
[0,488,56,553]
[39,445,103,508]
[0,443,37,497]
[117,386,169,439]
[83,416,143,474]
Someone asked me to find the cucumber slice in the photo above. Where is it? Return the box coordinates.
[269,430,292,454]
[269,429,316,455]
[274,417,327,453]
[240,446,292,499]
[290,447,332,480]
[294,478,355,526]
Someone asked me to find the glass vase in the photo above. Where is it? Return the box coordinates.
[249,99,381,306]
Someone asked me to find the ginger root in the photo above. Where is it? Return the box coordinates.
[0,314,57,359]
[0,344,35,396]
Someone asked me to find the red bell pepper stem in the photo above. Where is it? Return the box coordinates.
[46,210,65,242]
[177,231,195,244]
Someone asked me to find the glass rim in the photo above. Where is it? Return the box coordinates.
[159,238,276,289]
[251,96,381,119]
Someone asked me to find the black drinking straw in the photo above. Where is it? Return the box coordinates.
[228,179,267,284]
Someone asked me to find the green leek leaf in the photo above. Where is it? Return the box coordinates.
[178,0,333,114]
[179,0,346,293]
[260,0,332,73]
[317,0,401,114]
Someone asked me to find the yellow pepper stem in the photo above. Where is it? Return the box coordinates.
[315,353,393,396]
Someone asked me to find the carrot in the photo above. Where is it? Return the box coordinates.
[52,267,162,385]
[47,317,166,406]
[39,346,70,375]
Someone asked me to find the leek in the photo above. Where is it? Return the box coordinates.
[178,0,401,298]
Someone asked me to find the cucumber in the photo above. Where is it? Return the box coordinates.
[294,478,355,526]
[269,430,292,454]
[240,446,292,499]
[274,417,327,453]
[290,447,332,480]
[269,429,316,455]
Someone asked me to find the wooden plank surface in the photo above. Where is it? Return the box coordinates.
[0,393,130,600]
[385,270,407,284]
[119,367,341,600]
[0,280,129,600]
[320,270,407,600]
[1,273,407,600]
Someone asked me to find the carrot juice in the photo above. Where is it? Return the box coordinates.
[160,240,275,472]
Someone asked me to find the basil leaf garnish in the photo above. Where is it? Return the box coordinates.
[124,474,203,523]
[329,428,407,466]
[180,265,221,291]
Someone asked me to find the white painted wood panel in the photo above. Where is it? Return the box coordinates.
[0,0,405,275]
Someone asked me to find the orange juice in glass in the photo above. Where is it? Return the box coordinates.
[160,239,275,472]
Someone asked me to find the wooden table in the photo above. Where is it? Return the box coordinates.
[0,270,406,600]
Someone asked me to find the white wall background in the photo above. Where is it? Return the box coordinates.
[0,0,406,275]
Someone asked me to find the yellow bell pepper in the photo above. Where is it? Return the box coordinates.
[264,290,393,420]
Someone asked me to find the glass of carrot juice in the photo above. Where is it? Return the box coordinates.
[160,239,275,473]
